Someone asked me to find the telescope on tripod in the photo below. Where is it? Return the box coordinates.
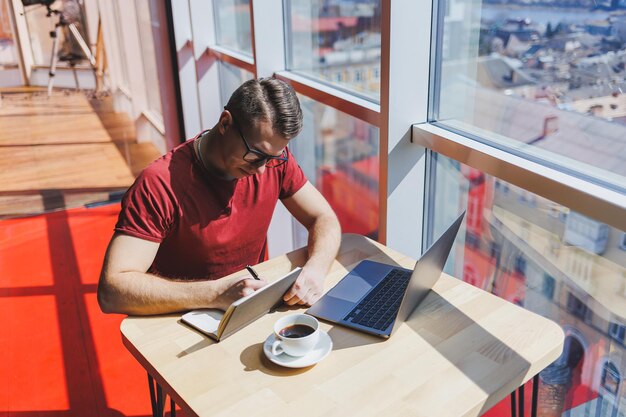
[22,0,96,96]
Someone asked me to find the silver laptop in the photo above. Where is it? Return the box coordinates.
[307,211,465,338]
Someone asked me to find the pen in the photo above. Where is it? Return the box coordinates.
[245,265,260,280]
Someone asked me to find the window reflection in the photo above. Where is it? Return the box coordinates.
[218,61,254,108]
[437,0,626,191]
[285,0,382,101]
[214,0,252,56]
[430,153,626,417]
[291,95,379,245]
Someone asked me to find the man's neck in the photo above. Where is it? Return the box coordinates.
[200,130,235,181]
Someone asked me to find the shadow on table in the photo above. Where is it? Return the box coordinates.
[403,289,536,415]
[175,324,216,358]
[239,342,315,376]
[285,234,541,415]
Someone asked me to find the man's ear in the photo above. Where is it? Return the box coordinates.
[218,110,233,134]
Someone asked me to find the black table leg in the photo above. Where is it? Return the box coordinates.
[148,374,158,417]
[147,372,177,417]
[512,374,541,417]
[518,383,525,417]
[156,381,164,417]
[511,389,517,417]
[531,374,539,417]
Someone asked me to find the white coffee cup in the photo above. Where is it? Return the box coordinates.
[271,314,320,357]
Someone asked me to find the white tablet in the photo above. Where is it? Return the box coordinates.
[181,267,302,341]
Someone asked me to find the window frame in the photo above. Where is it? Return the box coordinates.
[412,123,626,232]
[180,0,626,256]
[608,322,626,346]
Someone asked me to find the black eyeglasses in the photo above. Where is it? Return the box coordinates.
[224,107,289,168]
[231,119,288,168]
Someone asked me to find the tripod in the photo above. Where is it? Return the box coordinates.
[45,4,95,96]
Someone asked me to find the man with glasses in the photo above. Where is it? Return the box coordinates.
[98,78,341,315]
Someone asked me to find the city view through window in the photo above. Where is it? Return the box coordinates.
[438,0,626,191]
[430,154,625,417]
[291,94,380,247]
[286,0,382,101]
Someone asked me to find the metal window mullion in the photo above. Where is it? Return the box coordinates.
[205,46,255,74]
[250,0,284,78]
[275,70,380,127]
[121,2,150,117]
[412,123,626,232]
[10,0,33,82]
[169,0,202,135]
[188,0,223,130]
[380,0,434,258]
[251,0,295,258]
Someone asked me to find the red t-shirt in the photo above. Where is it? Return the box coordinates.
[115,135,307,280]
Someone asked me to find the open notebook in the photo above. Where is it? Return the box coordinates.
[181,267,302,341]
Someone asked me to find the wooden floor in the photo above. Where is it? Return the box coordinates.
[0,89,161,217]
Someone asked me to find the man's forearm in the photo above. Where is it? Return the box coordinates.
[98,271,227,315]
[304,213,341,274]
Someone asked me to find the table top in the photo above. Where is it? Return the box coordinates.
[121,234,564,417]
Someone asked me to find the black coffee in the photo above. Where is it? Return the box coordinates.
[278,324,315,338]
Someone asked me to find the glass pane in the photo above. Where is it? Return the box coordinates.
[214,0,252,56]
[429,153,626,417]
[285,0,382,102]
[436,0,626,192]
[218,60,254,108]
[291,95,380,246]
[23,0,90,66]
[136,0,162,118]
[0,0,17,66]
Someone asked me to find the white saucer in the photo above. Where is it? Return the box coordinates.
[263,330,333,368]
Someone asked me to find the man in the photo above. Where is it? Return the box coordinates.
[98,78,341,315]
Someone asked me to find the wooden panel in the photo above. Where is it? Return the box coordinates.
[0,144,135,192]
[121,234,565,417]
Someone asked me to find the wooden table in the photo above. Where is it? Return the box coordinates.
[121,234,564,417]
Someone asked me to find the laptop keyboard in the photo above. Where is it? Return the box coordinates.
[343,268,412,331]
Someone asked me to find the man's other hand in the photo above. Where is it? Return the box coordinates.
[214,276,267,310]
[283,266,325,306]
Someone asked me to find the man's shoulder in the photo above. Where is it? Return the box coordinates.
[140,140,194,180]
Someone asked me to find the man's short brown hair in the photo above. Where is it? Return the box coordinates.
[225,77,303,140]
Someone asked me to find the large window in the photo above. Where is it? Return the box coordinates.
[435,0,626,192]
[291,95,380,244]
[214,0,252,56]
[285,0,382,101]
[427,153,626,416]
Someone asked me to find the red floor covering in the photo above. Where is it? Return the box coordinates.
[0,204,180,417]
